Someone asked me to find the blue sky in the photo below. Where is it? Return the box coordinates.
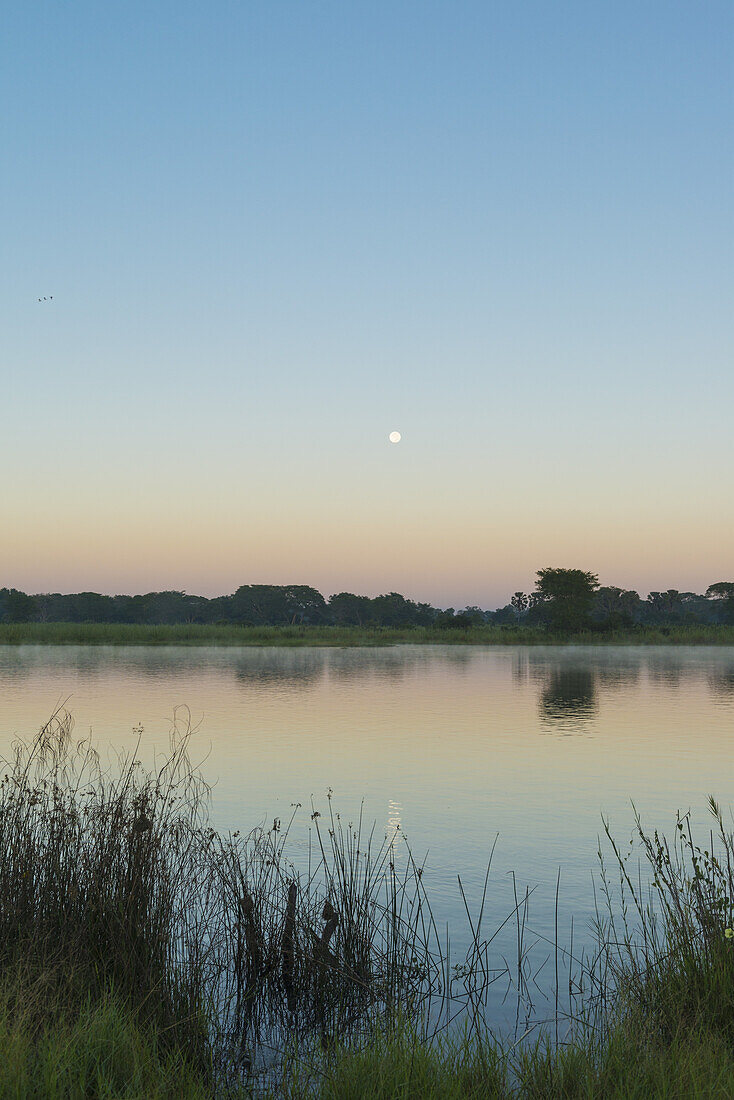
[2,2,732,606]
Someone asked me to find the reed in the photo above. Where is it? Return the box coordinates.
[1,621,734,646]
[0,709,501,1094]
[272,799,734,1097]
[4,709,734,1095]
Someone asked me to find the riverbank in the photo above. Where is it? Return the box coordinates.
[8,981,734,1099]
[1,621,734,646]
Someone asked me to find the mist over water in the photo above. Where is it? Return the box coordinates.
[1,643,733,1032]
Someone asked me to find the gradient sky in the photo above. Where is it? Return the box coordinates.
[2,1,732,608]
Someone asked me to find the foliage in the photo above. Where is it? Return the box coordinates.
[532,568,600,631]
[707,582,734,624]
[230,584,328,625]
[0,589,38,623]
[3,570,734,632]
[369,592,435,627]
[592,586,642,628]
[510,591,529,615]
[328,592,373,626]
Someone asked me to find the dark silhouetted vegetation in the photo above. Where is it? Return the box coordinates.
[2,570,734,639]
[2,621,734,647]
[531,567,600,632]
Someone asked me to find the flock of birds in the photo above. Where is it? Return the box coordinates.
[37,296,53,301]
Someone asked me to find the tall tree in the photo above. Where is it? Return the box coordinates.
[2,589,38,623]
[593,586,641,626]
[328,592,372,626]
[533,568,600,631]
[706,581,734,623]
[645,590,683,623]
[230,584,327,625]
[283,585,327,624]
[370,592,433,627]
[511,592,529,615]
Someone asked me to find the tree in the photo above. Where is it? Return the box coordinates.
[492,604,519,625]
[3,589,38,623]
[283,585,327,624]
[142,591,190,625]
[706,582,734,624]
[328,593,372,626]
[510,592,529,615]
[370,592,426,627]
[230,585,290,625]
[68,592,118,623]
[645,590,683,623]
[454,608,483,629]
[707,582,734,601]
[229,584,327,625]
[593,586,641,627]
[533,568,600,631]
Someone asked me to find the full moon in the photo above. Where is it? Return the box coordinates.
[389,431,402,443]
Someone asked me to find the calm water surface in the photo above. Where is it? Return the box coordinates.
[2,644,733,1028]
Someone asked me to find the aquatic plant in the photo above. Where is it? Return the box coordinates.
[0,708,513,1092]
[5,707,734,1095]
[2,620,734,647]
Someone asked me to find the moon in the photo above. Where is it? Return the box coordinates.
[389,430,402,443]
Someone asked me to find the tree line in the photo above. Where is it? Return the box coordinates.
[0,571,733,629]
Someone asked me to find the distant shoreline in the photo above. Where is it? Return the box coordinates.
[1,622,733,647]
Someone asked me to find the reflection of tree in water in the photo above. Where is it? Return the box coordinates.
[325,647,474,684]
[527,653,640,689]
[233,646,477,692]
[593,664,641,689]
[234,651,325,689]
[707,666,734,696]
[645,658,686,688]
[329,652,413,684]
[539,666,598,727]
[512,651,530,687]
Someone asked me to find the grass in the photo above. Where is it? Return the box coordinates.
[0,709,464,1095]
[0,973,212,1099]
[4,709,734,1095]
[1,621,734,646]
[273,1022,734,1098]
[270,797,734,1097]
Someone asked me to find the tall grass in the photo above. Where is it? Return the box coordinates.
[4,709,734,1095]
[591,797,734,1048]
[0,709,502,1094]
[281,797,734,1098]
[1,621,734,646]
[0,972,211,1099]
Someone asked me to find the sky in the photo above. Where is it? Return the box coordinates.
[2,1,732,609]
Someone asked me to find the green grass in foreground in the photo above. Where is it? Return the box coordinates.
[0,976,211,1100]
[273,798,734,1096]
[6,982,734,1099]
[1,621,734,646]
[272,1018,734,1099]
